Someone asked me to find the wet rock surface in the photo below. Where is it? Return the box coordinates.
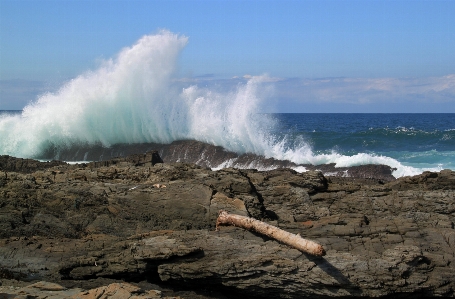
[0,154,454,298]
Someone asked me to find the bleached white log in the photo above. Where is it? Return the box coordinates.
[216,210,325,256]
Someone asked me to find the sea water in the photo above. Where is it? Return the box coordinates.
[270,113,455,177]
[0,31,454,178]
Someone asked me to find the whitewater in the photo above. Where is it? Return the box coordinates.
[1,30,453,178]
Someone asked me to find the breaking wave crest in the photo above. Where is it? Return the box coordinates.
[0,31,275,157]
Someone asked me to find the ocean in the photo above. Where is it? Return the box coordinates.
[271,113,455,177]
[1,109,453,178]
[0,32,453,178]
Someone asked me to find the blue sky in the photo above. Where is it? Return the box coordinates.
[1,0,454,112]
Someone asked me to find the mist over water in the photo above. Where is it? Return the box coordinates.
[0,30,452,178]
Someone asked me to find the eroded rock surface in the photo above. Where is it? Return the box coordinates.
[0,155,454,298]
[0,281,181,298]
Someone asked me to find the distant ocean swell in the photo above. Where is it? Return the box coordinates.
[0,30,453,178]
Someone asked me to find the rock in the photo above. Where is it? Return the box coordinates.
[14,140,397,181]
[0,155,67,173]
[388,169,455,191]
[0,154,454,298]
[69,282,166,299]
[0,281,178,298]
[307,163,396,182]
[0,281,83,298]
[86,150,164,169]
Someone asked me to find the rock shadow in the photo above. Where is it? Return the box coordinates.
[304,253,362,296]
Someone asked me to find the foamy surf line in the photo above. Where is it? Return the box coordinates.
[209,146,447,178]
[288,151,441,178]
[21,138,448,178]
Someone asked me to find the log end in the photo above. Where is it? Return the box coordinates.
[313,246,326,257]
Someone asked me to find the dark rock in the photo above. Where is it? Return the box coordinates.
[86,150,164,168]
[0,155,67,173]
[388,169,455,191]
[0,155,454,298]
[0,281,182,298]
[25,140,397,181]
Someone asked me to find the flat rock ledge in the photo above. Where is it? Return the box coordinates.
[1,154,454,298]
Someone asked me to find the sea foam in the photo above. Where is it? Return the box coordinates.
[0,31,273,157]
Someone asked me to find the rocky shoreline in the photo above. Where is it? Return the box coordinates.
[1,152,454,298]
[22,140,398,182]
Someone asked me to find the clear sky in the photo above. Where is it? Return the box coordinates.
[1,0,454,112]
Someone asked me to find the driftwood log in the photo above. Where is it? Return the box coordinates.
[216,210,325,256]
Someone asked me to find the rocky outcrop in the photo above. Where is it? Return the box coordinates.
[0,281,180,298]
[0,155,454,298]
[21,140,397,181]
[0,155,66,173]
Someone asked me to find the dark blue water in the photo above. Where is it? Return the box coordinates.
[270,113,455,176]
[273,113,455,153]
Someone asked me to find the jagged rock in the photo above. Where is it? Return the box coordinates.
[13,140,397,181]
[388,169,455,191]
[0,155,67,173]
[0,155,454,298]
[0,281,178,298]
[0,281,82,299]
